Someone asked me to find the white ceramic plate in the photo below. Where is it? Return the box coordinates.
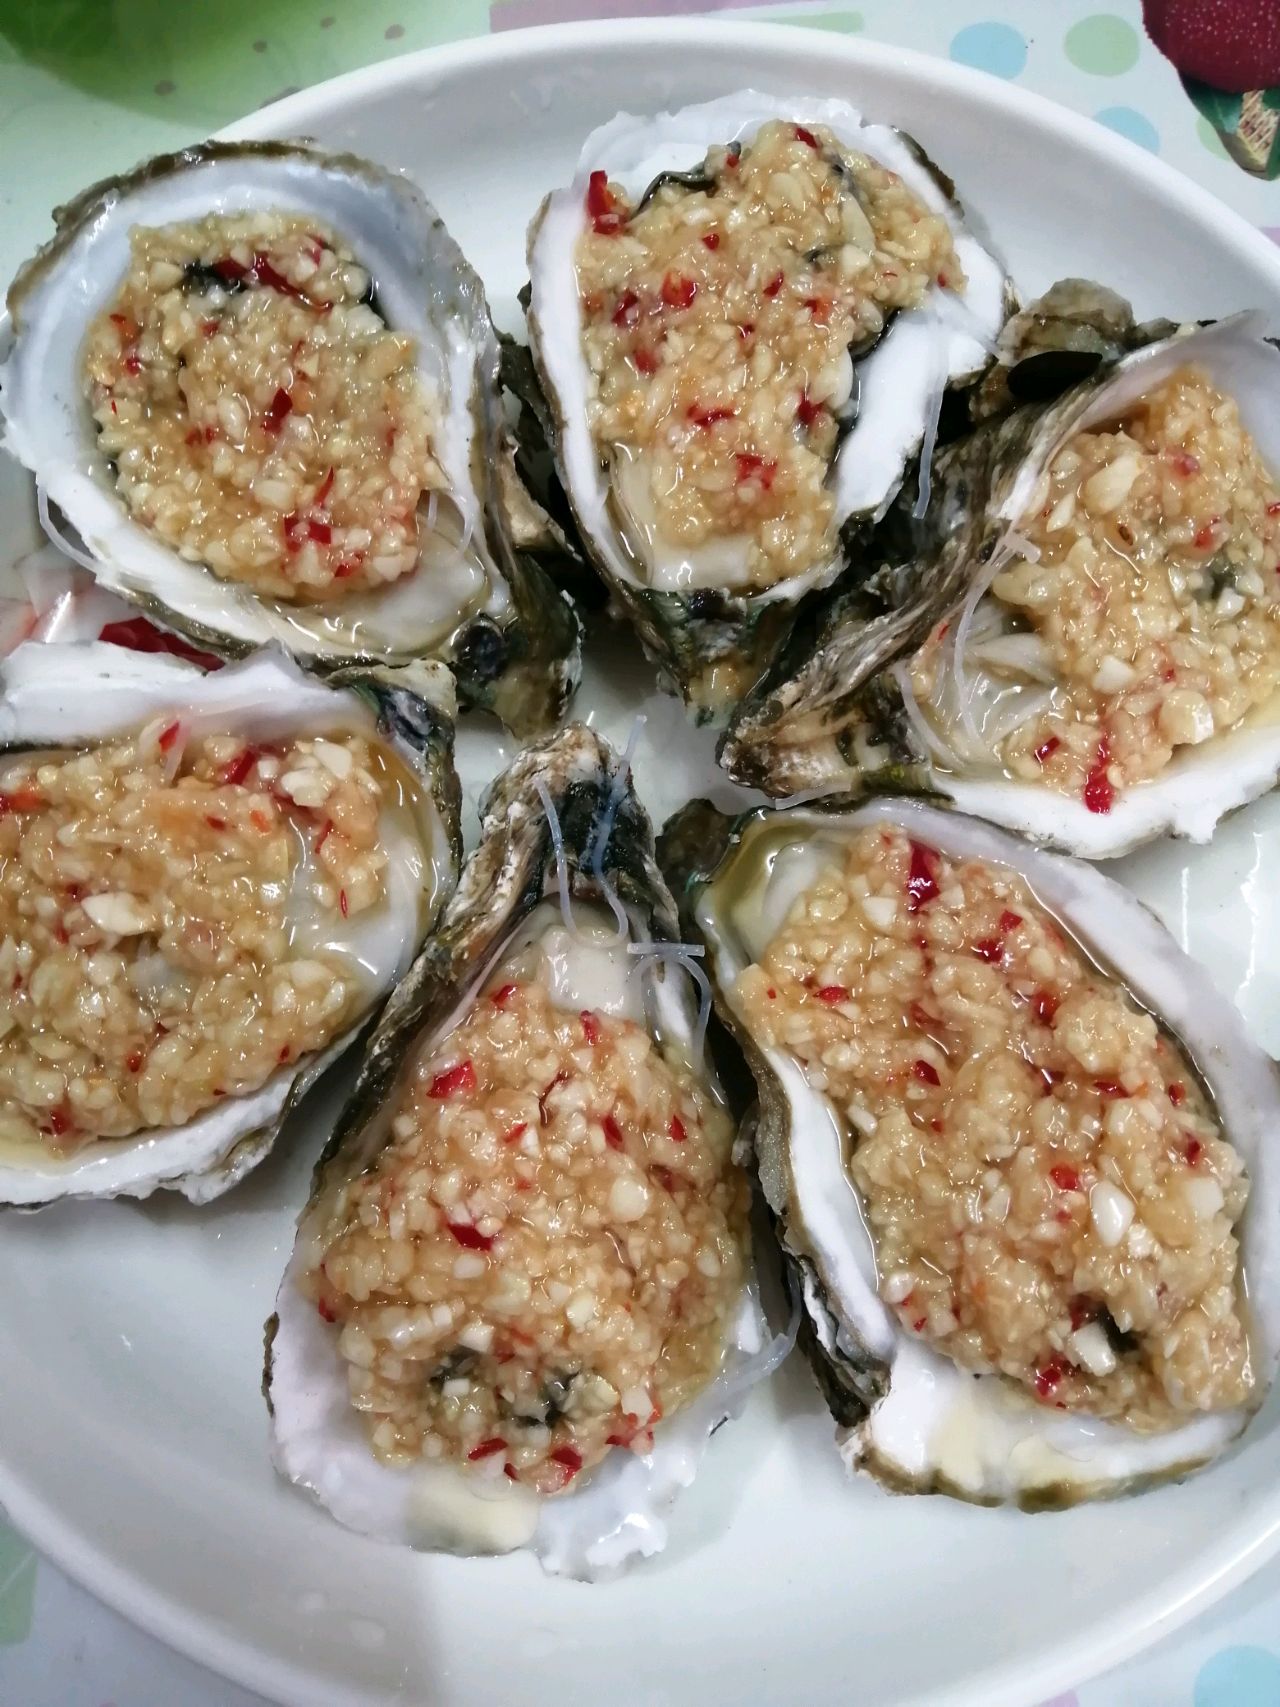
[3,20,1280,1707]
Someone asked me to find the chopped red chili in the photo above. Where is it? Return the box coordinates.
[446,1220,494,1251]
[1184,1137,1204,1166]
[611,288,640,328]
[580,1010,601,1045]
[912,1059,941,1086]
[1031,990,1059,1026]
[669,1114,687,1142]
[662,273,697,310]
[98,617,222,671]
[1049,1164,1080,1192]
[686,403,736,428]
[262,387,293,434]
[999,910,1022,934]
[428,1060,477,1099]
[586,170,624,236]
[467,1438,508,1461]
[793,125,820,148]
[905,840,939,912]
[491,982,519,1007]
[603,1114,625,1151]
[1083,735,1114,815]
[1034,735,1061,765]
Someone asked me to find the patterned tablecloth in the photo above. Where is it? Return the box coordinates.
[0,3,1278,1704]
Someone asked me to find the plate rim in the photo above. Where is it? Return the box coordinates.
[4,16,1280,1707]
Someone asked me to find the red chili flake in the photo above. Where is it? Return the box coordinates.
[491,982,518,1007]
[999,910,1023,934]
[802,297,832,324]
[1171,451,1201,478]
[538,1069,568,1125]
[1193,518,1220,550]
[815,984,850,1004]
[307,517,332,545]
[250,808,273,833]
[467,1438,508,1461]
[0,787,43,816]
[603,1114,625,1151]
[686,403,736,428]
[973,937,1003,963]
[45,1105,72,1138]
[126,1051,144,1073]
[1064,1299,1094,1335]
[611,288,640,328]
[737,321,755,341]
[1032,990,1059,1026]
[502,1463,520,1481]
[338,888,349,918]
[1164,1081,1187,1108]
[447,1220,494,1251]
[1184,1136,1204,1166]
[64,883,84,902]
[503,1122,528,1146]
[54,924,69,946]
[936,271,950,289]
[313,466,335,507]
[98,617,222,671]
[109,312,137,336]
[1034,1354,1070,1399]
[312,820,333,857]
[605,1430,635,1449]
[262,387,293,434]
[551,1445,583,1477]
[429,1060,477,1100]
[249,252,308,300]
[317,1297,337,1324]
[580,1010,601,1045]
[913,1059,941,1086]
[123,353,143,376]
[185,428,204,446]
[634,346,658,376]
[763,272,785,298]
[1268,500,1280,517]
[929,1117,944,1134]
[1083,735,1114,815]
[701,230,721,250]
[669,1114,687,1142]
[906,840,939,913]
[662,272,697,310]
[911,1316,927,1333]
[278,1045,292,1064]
[735,452,777,489]
[1049,1164,1081,1192]
[205,815,227,831]
[217,746,259,787]
[586,170,624,235]
[650,1163,679,1193]
[1093,1078,1127,1099]
[334,559,359,579]
[796,391,824,429]
[794,124,821,148]
[157,721,181,753]
[766,987,777,999]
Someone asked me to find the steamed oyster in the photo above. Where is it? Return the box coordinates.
[722,316,1280,858]
[1,141,580,733]
[266,725,788,1576]
[663,795,1279,1505]
[526,93,1008,715]
[0,641,459,1206]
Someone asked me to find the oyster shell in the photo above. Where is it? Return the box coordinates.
[721,316,1280,858]
[0,641,460,1206]
[525,92,1008,716]
[265,724,788,1576]
[662,794,1280,1506]
[1,141,580,733]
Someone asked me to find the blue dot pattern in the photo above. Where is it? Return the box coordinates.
[1194,1646,1280,1707]
[1093,105,1159,153]
[949,21,1027,80]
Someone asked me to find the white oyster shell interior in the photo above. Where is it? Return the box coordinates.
[697,796,1280,1503]
[268,900,789,1578]
[528,90,1008,600]
[0,642,451,1205]
[0,147,507,661]
[935,318,1280,858]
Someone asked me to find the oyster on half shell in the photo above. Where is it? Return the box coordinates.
[1,141,580,734]
[0,641,459,1206]
[525,92,1008,717]
[721,315,1280,858]
[662,794,1280,1506]
[265,724,789,1577]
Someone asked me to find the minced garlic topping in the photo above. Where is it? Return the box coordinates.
[737,825,1252,1430]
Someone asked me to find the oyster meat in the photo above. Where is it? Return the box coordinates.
[722,314,1280,858]
[526,92,1008,715]
[0,641,459,1206]
[663,794,1279,1505]
[266,725,788,1576]
[1,141,580,733]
